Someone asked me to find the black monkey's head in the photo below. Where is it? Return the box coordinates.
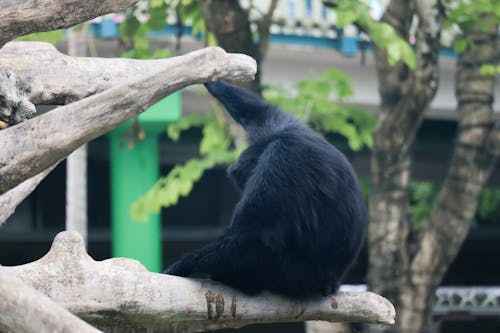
[205,80,298,142]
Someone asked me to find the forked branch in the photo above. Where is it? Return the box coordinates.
[0,0,138,47]
[1,231,396,332]
[0,45,256,195]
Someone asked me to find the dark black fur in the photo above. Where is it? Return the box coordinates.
[164,81,366,298]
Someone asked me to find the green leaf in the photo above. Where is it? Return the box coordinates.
[199,117,231,155]
[131,149,239,220]
[336,10,359,26]
[264,68,375,151]
[166,114,210,141]
[150,0,165,8]
[151,48,173,59]
[400,42,416,69]
[16,30,65,44]
[148,5,167,30]
[480,64,500,76]
[453,38,469,53]
[207,32,218,46]
[120,15,141,38]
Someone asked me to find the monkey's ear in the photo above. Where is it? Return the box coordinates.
[204,81,269,125]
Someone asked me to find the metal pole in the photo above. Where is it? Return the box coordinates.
[66,27,88,246]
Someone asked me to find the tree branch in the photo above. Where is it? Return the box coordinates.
[373,0,414,114]
[0,271,102,333]
[0,162,60,226]
[1,231,395,331]
[201,0,262,93]
[256,0,279,59]
[375,0,445,151]
[0,45,256,195]
[0,42,253,123]
[412,23,499,283]
[0,0,138,47]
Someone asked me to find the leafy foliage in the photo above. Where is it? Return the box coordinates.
[476,187,500,226]
[445,0,500,32]
[132,68,375,220]
[15,30,65,44]
[408,181,500,231]
[480,64,500,76]
[359,179,500,231]
[264,69,376,151]
[129,1,379,220]
[119,2,174,59]
[444,0,500,53]
[174,0,206,37]
[327,0,416,69]
[409,181,440,231]
[131,111,243,221]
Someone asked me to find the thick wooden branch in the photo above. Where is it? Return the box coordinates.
[0,271,102,333]
[0,162,59,226]
[0,42,251,123]
[1,231,395,331]
[0,0,138,47]
[0,45,256,194]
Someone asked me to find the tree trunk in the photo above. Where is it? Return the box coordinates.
[367,1,445,332]
[398,24,499,333]
[369,2,499,332]
[202,0,277,94]
[202,0,260,93]
[200,0,278,146]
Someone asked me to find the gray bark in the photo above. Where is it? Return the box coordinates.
[369,0,445,296]
[0,271,102,333]
[1,231,396,332]
[0,163,59,226]
[401,24,500,332]
[0,0,138,47]
[0,44,256,195]
[368,1,500,333]
[368,0,446,332]
[0,41,251,121]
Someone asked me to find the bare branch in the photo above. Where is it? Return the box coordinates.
[0,45,256,194]
[0,42,252,122]
[0,0,138,47]
[1,231,396,331]
[0,271,102,333]
[256,0,279,59]
[0,162,60,226]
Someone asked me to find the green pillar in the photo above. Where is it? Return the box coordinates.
[110,93,181,272]
[110,134,162,271]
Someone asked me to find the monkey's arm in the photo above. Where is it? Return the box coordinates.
[227,140,271,190]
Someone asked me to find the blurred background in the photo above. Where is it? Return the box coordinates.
[2,1,500,332]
